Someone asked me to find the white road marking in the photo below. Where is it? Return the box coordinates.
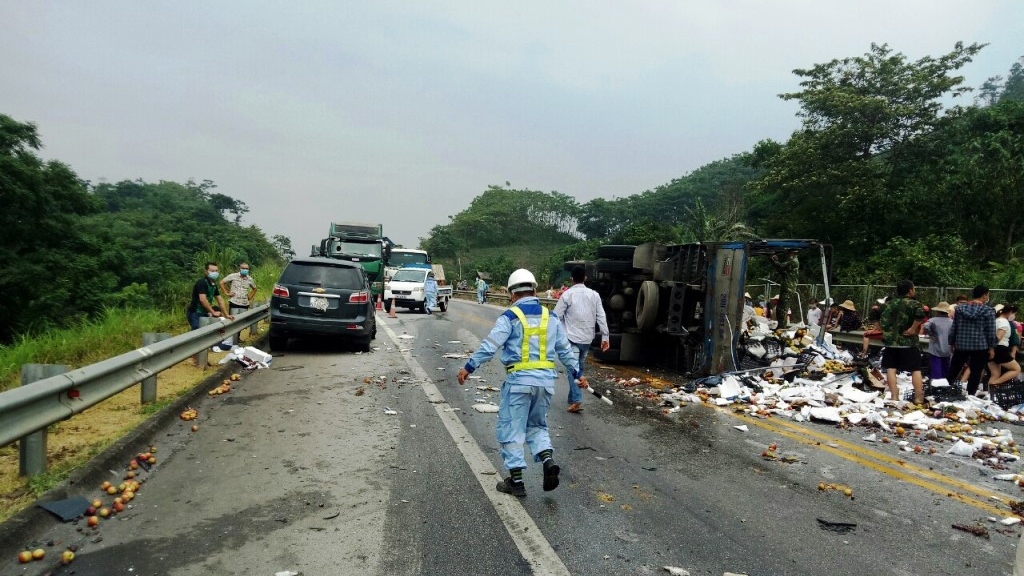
[378,314,570,576]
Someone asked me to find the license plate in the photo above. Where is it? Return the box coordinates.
[310,296,329,312]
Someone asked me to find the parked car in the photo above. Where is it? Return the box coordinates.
[384,265,453,313]
[269,257,376,352]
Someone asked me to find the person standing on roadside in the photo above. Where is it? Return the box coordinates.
[771,251,799,327]
[923,302,953,381]
[219,262,258,318]
[554,266,610,413]
[457,269,587,498]
[806,300,822,328]
[476,275,488,304]
[880,280,926,405]
[219,262,258,345]
[424,272,438,315]
[948,285,997,397]
[188,262,233,330]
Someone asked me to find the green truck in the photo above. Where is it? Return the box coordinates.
[314,222,388,299]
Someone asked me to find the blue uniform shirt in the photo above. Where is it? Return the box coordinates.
[424,277,438,296]
[464,297,582,391]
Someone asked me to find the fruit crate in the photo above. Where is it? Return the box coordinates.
[925,379,963,401]
[991,379,1024,410]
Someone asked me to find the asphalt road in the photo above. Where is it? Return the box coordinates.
[3,299,1023,575]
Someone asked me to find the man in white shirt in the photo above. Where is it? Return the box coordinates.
[806,300,822,327]
[553,266,610,413]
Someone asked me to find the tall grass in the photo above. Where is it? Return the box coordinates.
[0,308,183,393]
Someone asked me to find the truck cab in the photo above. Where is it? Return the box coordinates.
[317,222,386,299]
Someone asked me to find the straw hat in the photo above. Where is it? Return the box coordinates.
[931,301,951,314]
[743,292,751,299]
[770,294,780,302]
[995,303,1005,313]
[839,300,857,311]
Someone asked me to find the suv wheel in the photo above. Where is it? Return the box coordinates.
[269,334,287,352]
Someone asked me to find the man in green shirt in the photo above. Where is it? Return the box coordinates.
[880,280,926,405]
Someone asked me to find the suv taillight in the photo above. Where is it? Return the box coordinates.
[349,291,369,303]
[272,284,290,298]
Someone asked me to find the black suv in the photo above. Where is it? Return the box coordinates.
[269,257,377,352]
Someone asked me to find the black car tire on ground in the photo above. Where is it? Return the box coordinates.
[596,259,634,273]
[439,298,448,312]
[597,245,636,260]
[371,320,377,340]
[269,333,287,352]
[357,337,371,353]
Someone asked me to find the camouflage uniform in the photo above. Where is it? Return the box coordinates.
[773,254,799,325]
[880,297,926,347]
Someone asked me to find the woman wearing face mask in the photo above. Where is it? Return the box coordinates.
[988,304,1020,388]
[219,263,258,341]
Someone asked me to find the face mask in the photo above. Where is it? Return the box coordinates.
[208,271,220,280]
[240,269,249,276]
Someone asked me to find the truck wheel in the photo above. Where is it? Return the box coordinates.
[439,298,448,312]
[597,245,636,260]
[636,280,660,333]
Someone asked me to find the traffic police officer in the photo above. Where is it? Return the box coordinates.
[458,269,589,497]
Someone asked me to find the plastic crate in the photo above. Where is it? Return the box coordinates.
[926,380,964,401]
[991,379,1024,410]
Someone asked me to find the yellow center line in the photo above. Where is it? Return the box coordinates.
[728,410,1012,517]
[742,409,1006,501]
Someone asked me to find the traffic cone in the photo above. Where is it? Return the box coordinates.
[388,298,398,318]
[375,295,383,311]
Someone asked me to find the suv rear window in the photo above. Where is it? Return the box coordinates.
[280,262,364,289]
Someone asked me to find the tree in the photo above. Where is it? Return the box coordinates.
[752,42,985,265]
[272,234,295,260]
[0,114,113,341]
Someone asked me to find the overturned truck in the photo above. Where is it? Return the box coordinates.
[569,240,831,376]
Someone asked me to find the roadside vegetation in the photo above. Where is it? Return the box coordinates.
[0,114,288,520]
[422,45,1024,290]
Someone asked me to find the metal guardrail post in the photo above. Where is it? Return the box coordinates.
[20,364,68,476]
[193,317,217,368]
[140,332,171,403]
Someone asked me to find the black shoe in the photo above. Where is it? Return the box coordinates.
[543,460,560,492]
[496,477,526,497]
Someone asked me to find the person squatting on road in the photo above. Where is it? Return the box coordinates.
[880,280,926,405]
[458,268,589,497]
[948,285,997,397]
[187,262,233,330]
[424,272,438,315]
[554,265,609,413]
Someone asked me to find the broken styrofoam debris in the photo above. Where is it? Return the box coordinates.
[947,440,980,457]
[1002,517,1022,526]
[384,408,398,415]
[862,433,877,442]
[398,334,415,339]
[733,425,748,432]
[275,571,300,576]
[472,404,499,413]
[662,568,690,576]
[442,353,468,359]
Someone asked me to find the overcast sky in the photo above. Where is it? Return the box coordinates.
[3,2,1022,251]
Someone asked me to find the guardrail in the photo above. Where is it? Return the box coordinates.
[0,304,269,475]
[451,289,559,308]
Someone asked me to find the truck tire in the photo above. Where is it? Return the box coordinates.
[596,259,634,274]
[597,245,636,260]
[439,297,448,312]
[636,281,660,333]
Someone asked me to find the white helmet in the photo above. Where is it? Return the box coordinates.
[507,269,537,294]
